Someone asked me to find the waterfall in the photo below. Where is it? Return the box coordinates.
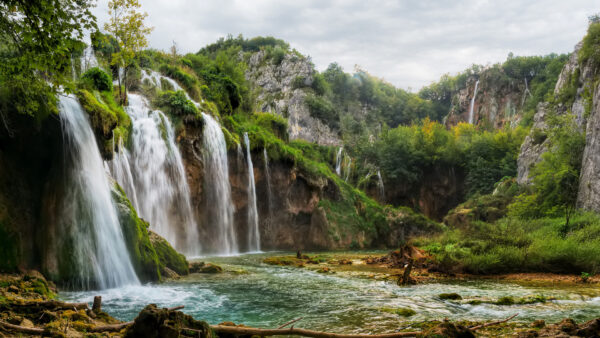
[335,147,343,175]
[244,133,261,252]
[468,80,479,124]
[111,137,139,211]
[57,94,139,289]
[377,170,385,201]
[201,113,238,254]
[80,45,98,73]
[263,148,273,218]
[117,93,200,256]
[141,69,198,103]
[344,157,352,182]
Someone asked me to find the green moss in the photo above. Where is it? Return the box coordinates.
[155,90,199,117]
[439,293,462,300]
[149,231,189,276]
[381,307,416,317]
[494,296,515,305]
[111,184,161,282]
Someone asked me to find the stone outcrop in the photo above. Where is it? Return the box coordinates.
[445,71,527,129]
[516,103,551,184]
[245,50,341,146]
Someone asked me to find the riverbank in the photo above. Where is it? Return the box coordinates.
[3,252,600,337]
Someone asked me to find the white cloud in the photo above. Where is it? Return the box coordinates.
[92,0,598,90]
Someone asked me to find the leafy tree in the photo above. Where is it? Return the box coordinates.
[0,0,96,133]
[104,0,153,103]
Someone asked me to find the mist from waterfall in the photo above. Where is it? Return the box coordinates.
[114,93,200,256]
[468,80,480,124]
[57,94,139,289]
[335,147,343,175]
[244,133,261,252]
[202,113,238,255]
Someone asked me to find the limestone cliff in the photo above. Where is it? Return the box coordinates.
[245,50,341,146]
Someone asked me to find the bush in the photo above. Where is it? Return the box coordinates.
[156,90,198,116]
[305,94,339,129]
[80,67,112,92]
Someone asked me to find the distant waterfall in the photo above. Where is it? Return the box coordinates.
[335,147,343,175]
[377,170,385,201]
[244,133,261,252]
[344,157,352,182]
[116,93,200,256]
[80,45,98,73]
[202,113,238,254]
[263,148,273,218]
[468,80,479,124]
[57,95,139,289]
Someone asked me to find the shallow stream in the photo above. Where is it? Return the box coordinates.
[61,252,600,333]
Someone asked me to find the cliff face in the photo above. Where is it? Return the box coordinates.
[245,51,341,146]
[445,72,526,129]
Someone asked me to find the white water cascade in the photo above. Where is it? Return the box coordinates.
[111,137,139,211]
[263,148,273,218]
[141,69,197,103]
[201,113,238,254]
[468,80,480,124]
[377,170,385,201]
[57,95,139,289]
[80,45,98,73]
[344,157,352,182]
[115,94,200,256]
[244,133,261,252]
[335,147,343,175]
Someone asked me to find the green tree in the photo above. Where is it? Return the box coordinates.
[0,0,96,133]
[104,0,152,103]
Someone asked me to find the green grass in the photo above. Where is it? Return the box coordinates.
[416,212,600,275]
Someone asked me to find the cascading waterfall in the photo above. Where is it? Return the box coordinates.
[202,113,238,254]
[468,80,479,124]
[335,147,343,175]
[116,94,200,256]
[263,148,273,218]
[377,170,385,200]
[80,45,98,73]
[244,133,261,252]
[111,137,139,211]
[141,69,198,103]
[344,157,352,182]
[57,94,139,289]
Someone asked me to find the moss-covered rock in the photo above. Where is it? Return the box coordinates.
[149,231,189,276]
[111,184,161,282]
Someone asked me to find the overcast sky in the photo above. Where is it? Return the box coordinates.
[92,0,598,91]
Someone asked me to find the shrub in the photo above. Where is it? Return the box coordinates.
[305,94,339,129]
[80,67,112,92]
[156,90,198,116]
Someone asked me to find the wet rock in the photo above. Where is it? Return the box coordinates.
[531,319,546,328]
[199,264,223,273]
[557,318,578,334]
[125,304,213,338]
[517,330,539,338]
[189,262,205,273]
[438,293,462,300]
[575,318,600,337]
[162,266,180,279]
[419,320,475,338]
[317,267,330,273]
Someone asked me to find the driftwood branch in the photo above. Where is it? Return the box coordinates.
[209,325,419,338]
[278,317,303,329]
[0,320,46,335]
[469,313,518,330]
[168,305,185,311]
[10,300,89,311]
[89,321,134,332]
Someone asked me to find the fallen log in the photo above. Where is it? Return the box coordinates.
[0,320,47,335]
[9,300,89,311]
[88,321,134,332]
[209,325,420,337]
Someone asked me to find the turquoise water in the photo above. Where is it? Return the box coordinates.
[61,253,600,333]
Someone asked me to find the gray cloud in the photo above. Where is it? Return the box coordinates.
[92,0,598,90]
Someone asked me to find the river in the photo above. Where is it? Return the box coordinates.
[60,252,600,333]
